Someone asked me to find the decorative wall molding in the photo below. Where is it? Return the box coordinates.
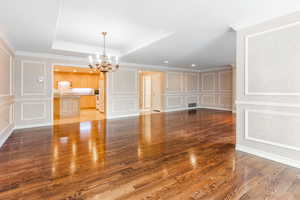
[21,60,47,96]
[201,94,216,106]
[218,70,232,92]
[166,72,184,93]
[244,109,300,152]
[185,72,199,93]
[236,100,300,108]
[111,97,139,114]
[21,102,47,121]
[110,69,138,95]
[166,95,185,109]
[244,21,300,96]
[0,43,13,97]
[201,72,216,92]
[236,144,300,169]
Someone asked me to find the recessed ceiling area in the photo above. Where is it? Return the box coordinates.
[1,0,300,69]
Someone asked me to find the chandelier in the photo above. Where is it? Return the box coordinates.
[88,32,119,72]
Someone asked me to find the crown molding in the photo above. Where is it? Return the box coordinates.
[15,50,87,62]
[197,65,232,72]
[230,10,300,31]
[15,50,231,73]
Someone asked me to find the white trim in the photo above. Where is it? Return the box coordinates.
[244,21,300,96]
[199,106,232,112]
[236,144,300,169]
[21,102,47,121]
[107,113,140,119]
[236,100,300,108]
[244,109,300,152]
[15,123,52,130]
[21,60,47,96]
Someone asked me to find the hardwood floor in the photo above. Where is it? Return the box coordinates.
[0,109,299,200]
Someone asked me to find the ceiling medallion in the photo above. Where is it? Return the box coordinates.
[88,32,119,73]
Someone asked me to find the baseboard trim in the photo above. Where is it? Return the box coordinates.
[236,144,300,169]
[107,113,140,119]
[199,106,232,112]
[15,123,52,130]
[0,123,14,148]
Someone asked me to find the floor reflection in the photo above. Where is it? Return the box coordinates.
[52,120,107,176]
[138,113,166,160]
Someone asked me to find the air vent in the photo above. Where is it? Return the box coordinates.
[188,103,197,108]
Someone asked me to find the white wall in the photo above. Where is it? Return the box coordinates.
[14,54,88,129]
[236,12,300,168]
[0,38,14,147]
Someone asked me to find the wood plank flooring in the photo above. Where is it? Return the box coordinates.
[0,109,299,200]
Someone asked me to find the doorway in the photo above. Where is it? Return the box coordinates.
[139,71,164,114]
[53,65,106,125]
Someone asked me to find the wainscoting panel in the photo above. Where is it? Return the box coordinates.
[218,94,232,107]
[111,97,139,114]
[0,44,12,97]
[186,95,198,104]
[245,109,300,151]
[236,12,300,168]
[21,102,47,121]
[201,94,216,106]
[166,96,185,109]
[0,38,14,148]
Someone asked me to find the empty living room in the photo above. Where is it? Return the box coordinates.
[1,0,300,199]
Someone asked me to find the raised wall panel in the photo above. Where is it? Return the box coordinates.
[166,96,184,108]
[112,70,137,95]
[219,70,232,92]
[186,73,198,92]
[111,98,138,113]
[218,95,232,106]
[166,72,183,93]
[21,102,46,121]
[201,95,215,106]
[246,22,300,95]
[0,104,11,132]
[0,45,11,97]
[202,72,215,92]
[186,96,198,104]
[21,61,46,96]
[245,109,300,151]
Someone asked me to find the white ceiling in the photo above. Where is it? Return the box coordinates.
[1,0,300,69]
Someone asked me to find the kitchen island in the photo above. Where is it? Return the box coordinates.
[54,94,81,119]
